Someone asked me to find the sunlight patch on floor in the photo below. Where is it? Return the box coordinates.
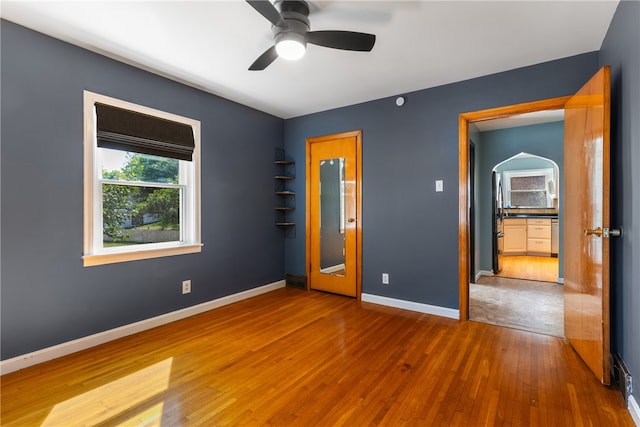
[41,358,172,426]
[116,402,165,427]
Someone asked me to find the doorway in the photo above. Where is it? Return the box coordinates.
[458,97,571,320]
[470,121,564,335]
[306,130,362,298]
[490,152,561,283]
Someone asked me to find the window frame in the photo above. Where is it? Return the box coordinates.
[503,168,554,208]
[83,91,202,267]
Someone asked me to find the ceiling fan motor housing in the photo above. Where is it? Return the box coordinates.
[273,0,310,47]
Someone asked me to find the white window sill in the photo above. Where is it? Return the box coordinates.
[83,243,203,267]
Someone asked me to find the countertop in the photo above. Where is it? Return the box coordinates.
[503,214,558,219]
[503,208,558,219]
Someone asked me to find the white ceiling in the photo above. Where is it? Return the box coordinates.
[1,0,619,119]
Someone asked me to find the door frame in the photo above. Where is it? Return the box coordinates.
[306,130,363,299]
[458,97,570,320]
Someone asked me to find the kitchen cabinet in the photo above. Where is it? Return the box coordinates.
[502,217,555,256]
[527,218,551,256]
[503,218,527,254]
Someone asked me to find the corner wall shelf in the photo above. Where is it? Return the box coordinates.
[275,149,295,236]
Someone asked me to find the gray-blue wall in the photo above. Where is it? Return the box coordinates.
[475,122,564,277]
[1,20,285,359]
[599,0,640,393]
[284,53,599,309]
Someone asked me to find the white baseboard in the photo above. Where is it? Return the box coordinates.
[0,280,286,375]
[557,277,564,284]
[629,394,640,426]
[475,270,493,282]
[361,293,459,320]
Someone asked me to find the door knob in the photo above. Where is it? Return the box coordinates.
[584,227,603,237]
[348,218,356,223]
[583,227,622,238]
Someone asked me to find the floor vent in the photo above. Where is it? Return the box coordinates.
[285,273,307,290]
[612,354,633,404]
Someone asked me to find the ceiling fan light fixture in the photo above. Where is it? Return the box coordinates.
[275,33,306,61]
[246,0,375,70]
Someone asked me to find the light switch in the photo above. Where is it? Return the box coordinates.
[435,180,444,192]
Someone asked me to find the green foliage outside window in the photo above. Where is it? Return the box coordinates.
[121,154,179,184]
[102,153,181,243]
[103,184,138,241]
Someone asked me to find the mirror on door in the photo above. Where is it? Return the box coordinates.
[319,158,346,276]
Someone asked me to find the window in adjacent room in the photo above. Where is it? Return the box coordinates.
[83,91,202,266]
[503,168,554,208]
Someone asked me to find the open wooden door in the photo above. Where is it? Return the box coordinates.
[564,66,612,384]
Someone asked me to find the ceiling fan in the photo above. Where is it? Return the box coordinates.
[246,0,376,70]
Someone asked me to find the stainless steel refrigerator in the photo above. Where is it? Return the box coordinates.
[491,171,504,274]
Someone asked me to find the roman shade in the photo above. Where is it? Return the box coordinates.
[96,103,195,161]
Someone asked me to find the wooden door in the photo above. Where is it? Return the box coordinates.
[564,66,611,384]
[307,131,361,297]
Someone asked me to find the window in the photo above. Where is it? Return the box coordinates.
[83,91,201,266]
[503,168,554,208]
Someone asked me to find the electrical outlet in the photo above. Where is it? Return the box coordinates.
[182,280,191,294]
[382,273,389,285]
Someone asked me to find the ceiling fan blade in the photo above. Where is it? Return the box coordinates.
[249,45,278,71]
[307,30,376,51]
[246,0,287,28]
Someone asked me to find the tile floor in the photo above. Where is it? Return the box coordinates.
[470,275,564,337]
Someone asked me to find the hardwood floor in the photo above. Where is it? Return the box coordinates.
[1,288,633,426]
[497,255,559,283]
